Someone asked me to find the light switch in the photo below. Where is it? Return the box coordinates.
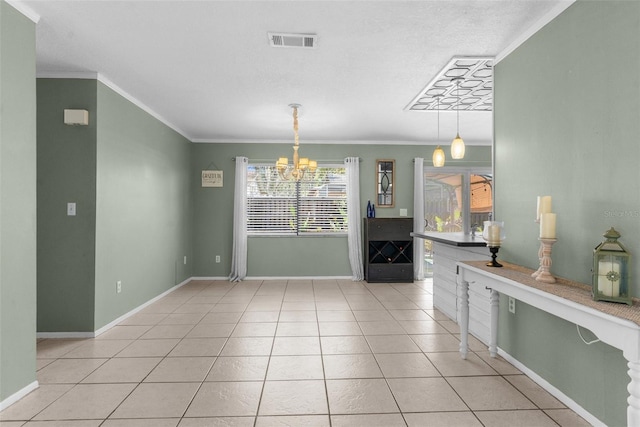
[67,202,76,216]
[399,208,407,217]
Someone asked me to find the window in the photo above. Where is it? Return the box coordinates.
[424,168,492,233]
[422,168,492,278]
[247,164,348,235]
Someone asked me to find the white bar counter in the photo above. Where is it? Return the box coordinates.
[411,231,487,247]
[412,232,491,341]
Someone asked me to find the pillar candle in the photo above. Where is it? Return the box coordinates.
[488,225,501,244]
[536,196,552,221]
[540,213,556,238]
[598,260,621,297]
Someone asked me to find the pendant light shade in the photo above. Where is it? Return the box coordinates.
[432,95,445,167]
[451,133,465,159]
[450,77,465,160]
[433,145,445,167]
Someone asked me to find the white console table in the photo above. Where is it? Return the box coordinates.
[457,260,640,426]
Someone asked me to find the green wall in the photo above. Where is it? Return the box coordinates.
[0,1,37,401]
[37,79,97,332]
[36,79,193,332]
[94,82,193,329]
[192,143,491,277]
[494,2,640,425]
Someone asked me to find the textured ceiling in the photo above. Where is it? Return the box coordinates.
[17,0,573,145]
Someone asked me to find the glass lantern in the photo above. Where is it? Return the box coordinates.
[482,221,506,247]
[482,221,506,267]
[592,227,632,305]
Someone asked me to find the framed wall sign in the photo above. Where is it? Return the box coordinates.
[202,170,223,187]
[376,159,394,207]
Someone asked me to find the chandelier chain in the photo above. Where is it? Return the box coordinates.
[276,104,317,180]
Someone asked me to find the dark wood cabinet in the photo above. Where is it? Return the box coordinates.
[364,218,413,283]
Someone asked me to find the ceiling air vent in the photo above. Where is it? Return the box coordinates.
[268,32,317,49]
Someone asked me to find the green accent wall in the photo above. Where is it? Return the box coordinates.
[192,143,491,277]
[37,79,97,332]
[36,79,193,332]
[94,82,193,329]
[0,1,37,401]
[494,2,640,425]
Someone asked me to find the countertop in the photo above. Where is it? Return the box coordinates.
[411,231,487,247]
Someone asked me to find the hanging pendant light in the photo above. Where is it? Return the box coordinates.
[450,77,465,159]
[432,146,445,167]
[432,95,445,167]
[276,104,317,180]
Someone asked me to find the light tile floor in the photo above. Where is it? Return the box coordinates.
[1,279,591,426]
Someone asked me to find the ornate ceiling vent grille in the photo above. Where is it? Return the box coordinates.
[406,57,494,112]
[268,32,317,49]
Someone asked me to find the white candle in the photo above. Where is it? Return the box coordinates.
[488,225,501,244]
[598,260,621,297]
[536,196,552,221]
[540,213,556,238]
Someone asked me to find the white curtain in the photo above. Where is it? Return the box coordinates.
[345,157,364,281]
[413,157,425,280]
[229,156,248,282]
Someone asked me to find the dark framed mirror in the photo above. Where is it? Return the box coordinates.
[376,159,395,207]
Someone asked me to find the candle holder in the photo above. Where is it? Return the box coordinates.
[535,238,557,283]
[482,221,506,268]
[531,240,543,278]
[487,245,503,267]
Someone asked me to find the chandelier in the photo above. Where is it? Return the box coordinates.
[276,104,317,180]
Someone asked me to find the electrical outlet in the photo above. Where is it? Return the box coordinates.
[116,280,122,294]
[184,256,187,265]
[215,255,221,263]
[508,296,516,314]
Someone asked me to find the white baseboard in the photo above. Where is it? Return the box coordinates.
[36,332,95,339]
[36,277,193,339]
[34,275,353,340]
[497,347,604,427]
[93,276,192,337]
[0,380,38,411]
[192,276,353,281]
[247,276,353,280]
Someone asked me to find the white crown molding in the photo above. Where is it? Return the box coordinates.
[5,0,40,23]
[495,0,576,65]
[35,71,193,142]
[192,138,492,146]
[37,71,98,80]
[97,74,192,141]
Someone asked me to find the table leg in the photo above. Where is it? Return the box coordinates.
[628,359,640,426]
[459,278,469,360]
[489,289,499,357]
